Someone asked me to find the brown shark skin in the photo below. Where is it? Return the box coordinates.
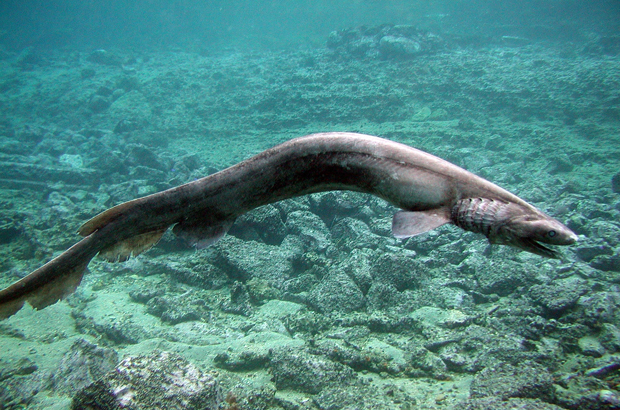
[0,132,577,318]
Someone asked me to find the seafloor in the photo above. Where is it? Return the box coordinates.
[0,32,619,410]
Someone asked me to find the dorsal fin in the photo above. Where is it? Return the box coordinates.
[78,197,145,237]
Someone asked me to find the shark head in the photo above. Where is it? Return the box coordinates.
[451,198,578,259]
[491,204,578,258]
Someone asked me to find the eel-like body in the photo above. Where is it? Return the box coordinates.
[0,132,577,319]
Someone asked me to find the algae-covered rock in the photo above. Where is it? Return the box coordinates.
[528,277,589,316]
[212,236,295,283]
[220,281,253,316]
[366,282,403,311]
[372,253,422,291]
[327,24,443,60]
[285,210,331,251]
[461,257,533,296]
[307,272,365,314]
[379,35,422,57]
[146,295,205,324]
[213,349,270,371]
[269,348,355,394]
[314,382,417,410]
[576,292,620,326]
[469,361,555,402]
[231,204,287,245]
[72,351,223,410]
[555,375,620,409]
[612,172,620,193]
[331,217,382,251]
[459,397,565,410]
[48,338,118,395]
[578,335,606,357]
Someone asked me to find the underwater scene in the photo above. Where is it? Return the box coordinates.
[0,0,619,409]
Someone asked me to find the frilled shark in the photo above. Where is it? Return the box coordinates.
[0,132,577,319]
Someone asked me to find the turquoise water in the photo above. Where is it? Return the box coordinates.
[0,1,619,409]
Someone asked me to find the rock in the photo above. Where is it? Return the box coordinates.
[366,282,403,310]
[379,35,422,57]
[72,351,223,410]
[0,371,39,408]
[314,382,416,410]
[309,191,369,224]
[146,295,205,324]
[555,375,620,410]
[612,173,620,193]
[89,95,111,113]
[469,362,555,402]
[307,272,365,314]
[463,258,533,296]
[574,244,613,262]
[212,236,295,283]
[585,360,620,378]
[459,397,565,410]
[599,323,620,352]
[269,348,355,394]
[285,210,332,251]
[327,24,443,60]
[87,49,122,66]
[48,339,118,395]
[331,217,381,251]
[528,278,589,315]
[213,349,270,371]
[126,143,166,170]
[372,253,422,291]
[0,357,37,382]
[589,221,620,247]
[406,345,448,378]
[231,205,287,245]
[578,335,606,357]
[221,281,253,316]
[576,292,620,326]
[590,252,620,272]
[16,47,44,69]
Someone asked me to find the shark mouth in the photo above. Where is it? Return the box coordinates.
[516,238,559,259]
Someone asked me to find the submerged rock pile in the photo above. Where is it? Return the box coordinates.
[327,24,445,60]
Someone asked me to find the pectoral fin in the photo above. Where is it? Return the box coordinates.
[391,209,451,239]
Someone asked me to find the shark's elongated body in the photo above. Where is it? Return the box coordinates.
[0,132,577,319]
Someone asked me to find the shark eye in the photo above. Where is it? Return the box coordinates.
[548,230,557,238]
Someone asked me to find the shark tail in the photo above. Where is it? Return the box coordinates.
[0,236,97,320]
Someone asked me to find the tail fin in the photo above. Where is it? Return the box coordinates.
[0,236,96,319]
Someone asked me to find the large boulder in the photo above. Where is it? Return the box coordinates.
[72,351,222,410]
